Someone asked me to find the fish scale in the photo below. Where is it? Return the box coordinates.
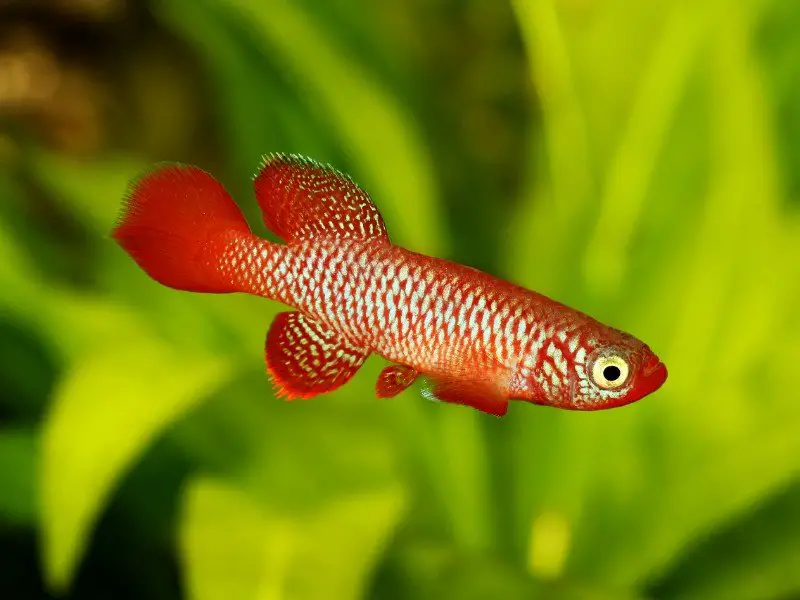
[225,234,564,381]
[112,153,667,416]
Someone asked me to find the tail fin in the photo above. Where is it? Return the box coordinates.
[112,164,252,293]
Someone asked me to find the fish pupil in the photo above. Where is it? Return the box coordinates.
[603,365,621,381]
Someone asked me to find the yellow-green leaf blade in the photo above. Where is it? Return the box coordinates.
[40,334,232,592]
[199,0,447,256]
[181,476,406,600]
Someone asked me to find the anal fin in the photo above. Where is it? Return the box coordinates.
[423,378,509,417]
[265,311,368,399]
[376,365,419,398]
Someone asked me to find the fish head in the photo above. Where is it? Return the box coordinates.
[512,323,667,410]
[563,326,667,410]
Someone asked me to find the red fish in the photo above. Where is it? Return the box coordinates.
[113,154,667,417]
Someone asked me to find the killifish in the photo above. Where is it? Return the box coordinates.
[112,154,667,417]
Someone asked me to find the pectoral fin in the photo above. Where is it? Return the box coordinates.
[376,365,419,398]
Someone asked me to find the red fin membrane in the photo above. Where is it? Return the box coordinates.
[423,378,509,417]
[112,164,251,292]
[376,365,419,398]
[253,153,390,243]
[265,311,369,399]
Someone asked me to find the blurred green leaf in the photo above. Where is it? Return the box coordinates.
[162,0,447,257]
[1,169,176,366]
[651,481,800,600]
[581,3,708,293]
[0,428,38,525]
[234,0,447,255]
[505,0,800,594]
[29,152,145,234]
[170,365,409,514]
[409,556,535,600]
[0,205,47,317]
[0,320,57,419]
[508,0,591,270]
[156,0,340,211]
[180,476,406,600]
[756,0,800,204]
[40,332,232,592]
[381,538,643,600]
[596,5,798,586]
[0,211,96,362]
[434,409,494,552]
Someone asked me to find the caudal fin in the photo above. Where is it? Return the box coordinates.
[112,164,252,293]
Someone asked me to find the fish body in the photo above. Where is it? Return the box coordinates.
[113,154,667,416]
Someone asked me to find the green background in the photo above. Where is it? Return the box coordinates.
[1,0,799,598]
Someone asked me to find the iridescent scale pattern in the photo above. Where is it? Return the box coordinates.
[219,233,607,404]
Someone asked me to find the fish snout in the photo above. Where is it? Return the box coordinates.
[640,353,668,393]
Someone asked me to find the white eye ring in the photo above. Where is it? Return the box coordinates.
[591,355,629,389]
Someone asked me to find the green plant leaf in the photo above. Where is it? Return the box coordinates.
[155,0,342,206]
[506,0,800,593]
[162,0,447,257]
[180,476,406,600]
[171,363,405,511]
[0,428,38,525]
[382,537,644,600]
[0,320,56,418]
[650,481,800,600]
[0,204,47,317]
[508,0,591,267]
[581,3,708,293]
[28,151,146,234]
[586,4,797,587]
[434,409,494,552]
[40,332,232,592]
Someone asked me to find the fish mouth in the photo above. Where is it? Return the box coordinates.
[640,360,668,395]
[643,353,665,377]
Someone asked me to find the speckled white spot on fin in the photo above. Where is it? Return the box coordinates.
[253,153,390,244]
[265,311,369,399]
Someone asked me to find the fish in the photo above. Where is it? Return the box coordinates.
[112,153,667,417]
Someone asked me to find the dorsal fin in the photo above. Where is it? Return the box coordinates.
[253,153,389,244]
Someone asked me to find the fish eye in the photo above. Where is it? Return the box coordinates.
[591,355,629,389]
